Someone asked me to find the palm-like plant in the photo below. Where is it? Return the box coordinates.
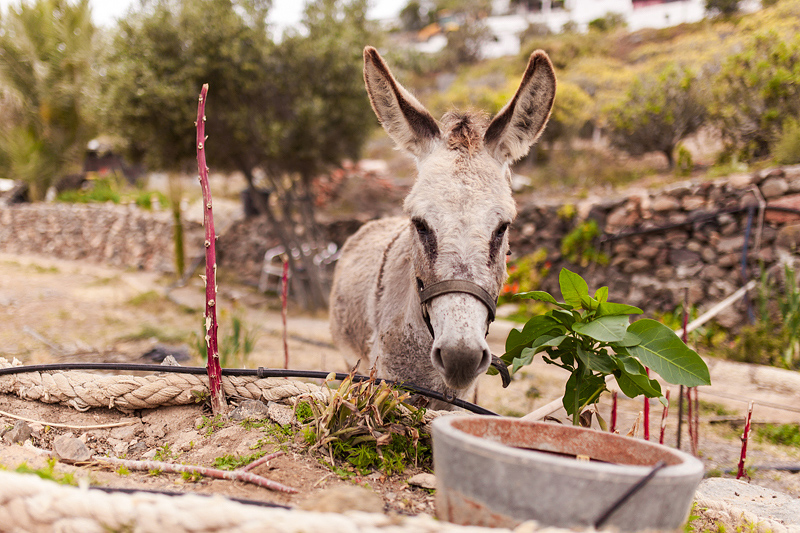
[0,0,97,200]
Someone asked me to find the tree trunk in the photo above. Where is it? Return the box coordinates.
[664,148,675,170]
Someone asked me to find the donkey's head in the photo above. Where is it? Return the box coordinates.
[363,46,556,391]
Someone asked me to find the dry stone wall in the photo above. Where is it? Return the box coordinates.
[511,165,800,328]
[0,203,203,273]
[1,166,798,330]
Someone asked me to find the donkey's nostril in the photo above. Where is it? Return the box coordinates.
[431,347,446,374]
[478,347,492,375]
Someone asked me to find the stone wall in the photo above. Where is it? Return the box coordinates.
[511,165,800,328]
[0,203,203,273]
[1,165,798,330]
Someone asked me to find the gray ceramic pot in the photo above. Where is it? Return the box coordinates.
[432,415,704,530]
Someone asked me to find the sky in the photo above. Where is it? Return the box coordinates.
[0,0,406,31]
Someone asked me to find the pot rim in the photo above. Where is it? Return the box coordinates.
[433,415,704,480]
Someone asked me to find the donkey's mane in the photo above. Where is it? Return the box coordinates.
[441,111,489,155]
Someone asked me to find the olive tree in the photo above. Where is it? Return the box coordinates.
[103,0,374,309]
[0,0,98,200]
[605,64,706,169]
[709,32,800,161]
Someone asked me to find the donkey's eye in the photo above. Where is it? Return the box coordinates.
[493,222,509,240]
[413,218,431,236]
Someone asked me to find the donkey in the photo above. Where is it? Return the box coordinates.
[329,46,556,408]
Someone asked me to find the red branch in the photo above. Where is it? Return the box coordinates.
[643,367,650,440]
[95,455,297,493]
[196,84,226,415]
[737,401,754,479]
[281,256,289,369]
[693,386,700,454]
[686,386,695,455]
[610,390,617,433]
[659,389,670,445]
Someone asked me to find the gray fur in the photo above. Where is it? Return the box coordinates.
[330,46,556,408]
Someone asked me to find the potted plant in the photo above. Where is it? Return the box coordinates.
[433,269,709,530]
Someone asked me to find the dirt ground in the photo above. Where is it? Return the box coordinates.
[1,251,799,522]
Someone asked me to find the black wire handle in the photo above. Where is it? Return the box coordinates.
[594,460,668,529]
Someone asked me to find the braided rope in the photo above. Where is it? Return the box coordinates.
[0,357,328,412]
[0,470,524,533]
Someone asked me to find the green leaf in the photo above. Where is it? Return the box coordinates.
[611,331,642,348]
[559,268,589,308]
[627,319,711,387]
[572,315,629,342]
[531,334,568,352]
[614,369,663,399]
[612,352,647,377]
[516,291,572,309]
[577,345,617,373]
[551,309,577,328]
[595,286,609,303]
[596,302,643,317]
[512,348,536,373]
[562,372,606,415]
[502,315,563,364]
[580,294,599,311]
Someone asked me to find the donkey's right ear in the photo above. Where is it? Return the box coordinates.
[363,46,440,158]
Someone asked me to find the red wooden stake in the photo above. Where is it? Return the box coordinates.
[611,390,617,433]
[659,389,670,445]
[643,367,650,440]
[281,255,289,369]
[196,84,226,415]
[686,386,695,455]
[737,401,754,479]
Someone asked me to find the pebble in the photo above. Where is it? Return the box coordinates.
[53,435,92,462]
[229,400,270,421]
[2,421,32,444]
[407,473,436,490]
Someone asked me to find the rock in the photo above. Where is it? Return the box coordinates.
[676,263,703,279]
[230,399,269,421]
[717,235,745,254]
[141,344,190,363]
[652,196,680,212]
[757,247,775,263]
[623,259,651,273]
[407,473,437,490]
[299,486,384,514]
[686,241,702,253]
[701,247,717,263]
[109,423,140,441]
[142,448,158,460]
[106,437,129,456]
[637,245,660,259]
[681,195,706,211]
[668,249,700,266]
[144,422,166,439]
[784,164,800,181]
[727,173,756,189]
[720,221,739,236]
[760,177,789,198]
[776,224,800,250]
[267,402,295,427]
[3,420,32,444]
[612,241,635,255]
[53,435,92,462]
[718,253,740,268]
[700,265,726,280]
[765,193,800,223]
[655,266,675,280]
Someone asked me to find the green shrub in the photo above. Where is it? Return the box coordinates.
[756,423,800,447]
[56,178,121,204]
[773,117,800,165]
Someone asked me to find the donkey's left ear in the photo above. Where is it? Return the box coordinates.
[484,50,556,163]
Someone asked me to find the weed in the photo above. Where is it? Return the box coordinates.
[560,220,608,267]
[181,470,203,482]
[193,313,258,368]
[119,324,188,344]
[197,415,225,436]
[704,468,723,478]
[127,291,166,307]
[303,370,432,476]
[153,443,175,462]
[295,401,314,424]
[116,466,130,476]
[698,400,734,417]
[213,451,268,471]
[14,458,77,485]
[755,423,800,447]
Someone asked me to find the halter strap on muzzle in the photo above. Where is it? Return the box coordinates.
[416,278,497,338]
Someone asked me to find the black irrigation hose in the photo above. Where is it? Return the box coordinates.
[593,461,668,529]
[599,205,800,243]
[89,486,291,509]
[0,363,498,416]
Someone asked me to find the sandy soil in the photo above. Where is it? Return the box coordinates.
[1,251,798,519]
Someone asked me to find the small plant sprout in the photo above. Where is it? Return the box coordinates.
[502,268,710,426]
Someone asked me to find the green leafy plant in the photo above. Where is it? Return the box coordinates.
[14,458,77,486]
[302,370,431,475]
[194,314,258,368]
[561,220,608,267]
[501,268,711,425]
[755,423,800,447]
